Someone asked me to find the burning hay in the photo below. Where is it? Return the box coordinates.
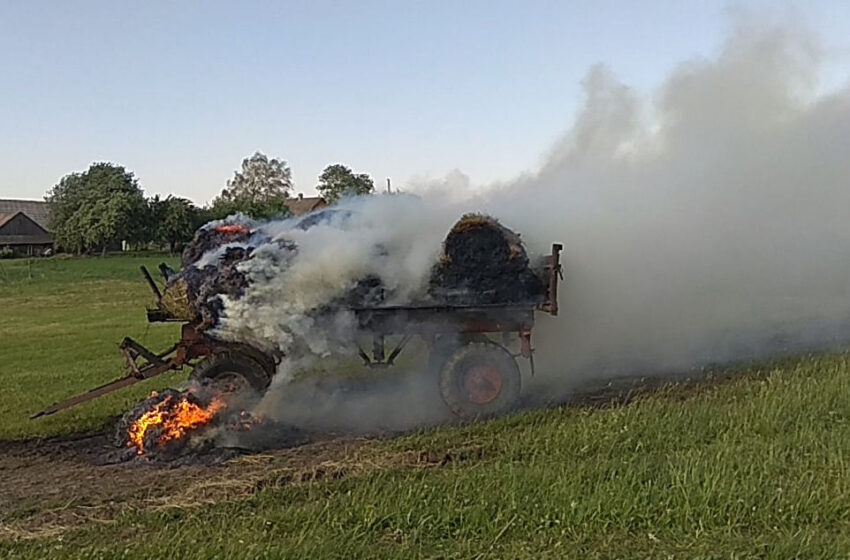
[158,211,543,335]
[115,387,225,458]
[159,222,279,327]
[112,382,283,463]
[112,383,309,463]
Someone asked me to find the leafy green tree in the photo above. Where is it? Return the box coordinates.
[144,195,167,246]
[210,152,293,220]
[316,164,375,204]
[46,163,148,255]
[153,196,201,252]
[206,198,290,221]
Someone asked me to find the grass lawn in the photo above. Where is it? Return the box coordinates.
[2,254,850,558]
[0,254,183,439]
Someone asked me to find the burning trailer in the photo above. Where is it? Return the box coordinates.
[33,207,561,456]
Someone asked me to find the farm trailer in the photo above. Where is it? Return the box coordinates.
[33,244,562,420]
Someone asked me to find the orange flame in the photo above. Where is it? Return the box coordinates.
[214,224,250,235]
[127,394,226,455]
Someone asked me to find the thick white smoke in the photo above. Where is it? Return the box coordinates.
[212,17,850,433]
[213,194,463,359]
[474,18,850,386]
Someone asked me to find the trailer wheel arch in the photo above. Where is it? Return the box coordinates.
[437,341,521,419]
[190,352,272,394]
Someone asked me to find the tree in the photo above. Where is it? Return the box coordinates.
[46,163,148,255]
[152,196,201,252]
[210,152,293,220]
[316,164,375,204]
[206,198,290,221]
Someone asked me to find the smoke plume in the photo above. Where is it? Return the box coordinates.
[219,17,850,435]
[475,17,850,391]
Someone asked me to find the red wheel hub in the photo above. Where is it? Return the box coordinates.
[463,364,503,404]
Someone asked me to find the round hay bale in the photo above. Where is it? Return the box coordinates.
[430,214,543,305]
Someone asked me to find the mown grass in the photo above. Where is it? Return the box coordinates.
[3,255,850,558]
[0,254,182,439]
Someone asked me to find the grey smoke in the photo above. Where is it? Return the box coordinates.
[478,17,850,388]
[242,17,850,436]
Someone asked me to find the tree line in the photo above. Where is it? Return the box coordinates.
[46,152,376,254]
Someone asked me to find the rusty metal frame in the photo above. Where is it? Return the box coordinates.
[30,325,216,419]
[540,243,563,316]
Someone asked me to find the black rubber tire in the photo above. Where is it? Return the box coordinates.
[438,341,521,419]
[190,352,272,394]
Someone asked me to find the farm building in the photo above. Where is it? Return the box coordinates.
[0,199,53,256]
[284,194,327,216]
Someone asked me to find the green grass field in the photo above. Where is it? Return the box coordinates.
[2,255,850,558]
[0,254,183,439]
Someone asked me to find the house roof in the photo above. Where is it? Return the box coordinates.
[0,199,50,231]
[284,196,327,216]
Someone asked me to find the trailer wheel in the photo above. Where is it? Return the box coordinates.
[427,334,488,374]
[438,342,521,418]
[190,352,272,394]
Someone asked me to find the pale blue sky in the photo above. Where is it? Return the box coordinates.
[1,1,848,204]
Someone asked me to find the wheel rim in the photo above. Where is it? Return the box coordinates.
[463,364,503,404]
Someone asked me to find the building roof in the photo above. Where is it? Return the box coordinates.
[284,195,327,216]
[0,199,50,231]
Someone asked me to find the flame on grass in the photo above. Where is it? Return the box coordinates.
[127,393,226,455]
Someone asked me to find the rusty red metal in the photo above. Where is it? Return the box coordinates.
[541,244,563,316]
[464,364,503,404]
[519,330,532,359]
[31,324,221,419]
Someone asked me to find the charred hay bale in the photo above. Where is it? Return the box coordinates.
[161,248,254,328]
[429,214,544,305]
[167,234,297,330]
[181,223,253,267]
[182,246,253,329]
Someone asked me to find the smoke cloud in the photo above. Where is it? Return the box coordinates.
[475,17,850,390]
[219,16,850,436]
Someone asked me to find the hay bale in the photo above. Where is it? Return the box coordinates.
[159,276,195,321]
[429,214,544,305]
